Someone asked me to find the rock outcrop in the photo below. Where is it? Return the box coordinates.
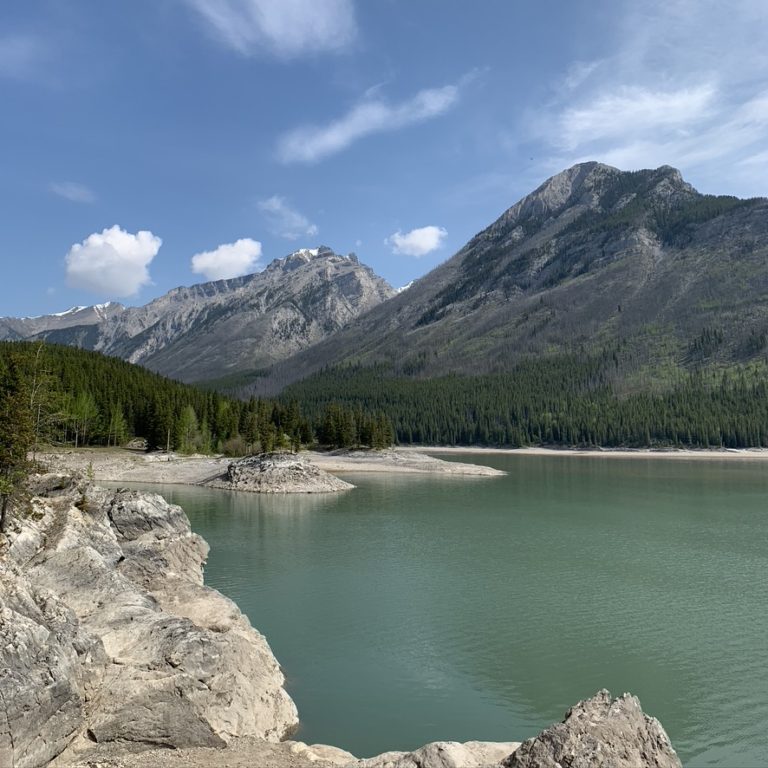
[356,740,521,768]
[0,474,298,768]
[503,689,682,768]
[206,453,355,493]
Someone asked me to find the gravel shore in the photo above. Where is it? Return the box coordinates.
[38,446,504,489]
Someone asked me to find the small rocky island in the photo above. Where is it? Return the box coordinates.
[205,452,355,493]
[0,473,682,768]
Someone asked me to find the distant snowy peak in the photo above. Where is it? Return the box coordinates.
[267,245,361,274]
[51,306,87,318]
[26,301,124,321]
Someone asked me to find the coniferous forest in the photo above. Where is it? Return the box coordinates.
[0,342,391,453]
[6,340,768,454]
[282,353,768,449]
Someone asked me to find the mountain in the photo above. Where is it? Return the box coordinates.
[252,162,768,394]
[0,247,394,383]
[0,302,125,342]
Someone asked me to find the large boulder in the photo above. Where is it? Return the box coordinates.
[207,452,355,493]
[0,475,298,767]
[503,689,682,768]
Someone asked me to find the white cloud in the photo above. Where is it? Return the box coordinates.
[386,226,447,258]
[278,83,460,164]
[191,238,263,280]
[50,181,96,204]
[555,84,716,152]
[533,0,768,196]
[184,0,356,57]
[65,225,161,297]
[258,195,318,240]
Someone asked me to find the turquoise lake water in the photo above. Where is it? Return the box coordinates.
[127,453,768,766]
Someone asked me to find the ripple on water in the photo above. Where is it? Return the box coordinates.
[122,458,768,765]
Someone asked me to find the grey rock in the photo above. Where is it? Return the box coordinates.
[207,452,355,493]
[354,740,521,768]
[0,303,125,343]
[0,475,298,767]
[502,689,681,768]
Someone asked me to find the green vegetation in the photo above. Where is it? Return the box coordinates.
[0,347,34,532]
[283,354,768,449]
[0,342,393,456]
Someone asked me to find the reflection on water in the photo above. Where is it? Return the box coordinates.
[122,455,768,767]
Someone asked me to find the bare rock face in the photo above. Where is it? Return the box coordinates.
[0,247,395,383]
[0,475,298,767]
[207,452,355,493]
[503,689,682,768]
[356,740,521,768]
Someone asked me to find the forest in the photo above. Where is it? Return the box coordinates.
[0,342,392,454]
[282,353,768,449]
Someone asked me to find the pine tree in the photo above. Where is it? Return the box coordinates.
[0,352,34,532]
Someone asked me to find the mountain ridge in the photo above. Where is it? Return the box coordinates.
[0,246,394,382]
[242,162,768,394]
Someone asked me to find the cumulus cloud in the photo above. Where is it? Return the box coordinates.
[386,226,447,258]
[184,0,356,57]
[258,195,318,240]
[49,181,95,204]
[65,226,161,297]
[191,238,263,280]
[278,83,460,164]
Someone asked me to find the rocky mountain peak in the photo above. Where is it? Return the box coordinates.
[266,245,355,274]
[500,162,699,232]
[501,162,620,226]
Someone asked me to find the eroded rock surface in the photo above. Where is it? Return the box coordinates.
[207,452,355,493]
[503,689,682,768]
[0,474,298,767]
[356,739,521,768]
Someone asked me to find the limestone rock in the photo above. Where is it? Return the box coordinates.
[0,475,298,767]
[207,452,355,493]
[503,689,681,768]
[0,560,104,768]
[355,741,521,768]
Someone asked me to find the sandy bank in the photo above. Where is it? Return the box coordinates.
[306,448,504,476]
[38,446,504,488]
[411,445,768,462]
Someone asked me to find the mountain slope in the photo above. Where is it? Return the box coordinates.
[1,247,394,382]
[0,302,125,341]
[253,162,768,394]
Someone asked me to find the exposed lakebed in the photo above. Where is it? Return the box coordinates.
[122,453,768,767]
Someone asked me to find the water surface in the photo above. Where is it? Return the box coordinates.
[126,454,768,766]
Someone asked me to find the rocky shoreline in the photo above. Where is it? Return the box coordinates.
[38,447,504,492]
[0,473,681,768]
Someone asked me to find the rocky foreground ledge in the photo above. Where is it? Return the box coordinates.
[0,475,681,768]
[0,474,298,768]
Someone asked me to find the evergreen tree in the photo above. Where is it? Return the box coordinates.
[0,352,34,532]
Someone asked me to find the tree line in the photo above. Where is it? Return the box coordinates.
[0,342,394,456]
[282,355,768,449]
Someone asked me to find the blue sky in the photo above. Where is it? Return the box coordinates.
[2,0,767,316]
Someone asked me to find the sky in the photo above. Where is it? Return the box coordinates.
[2,0,768,317]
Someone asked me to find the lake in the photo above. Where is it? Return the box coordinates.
[127,453,768,767]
